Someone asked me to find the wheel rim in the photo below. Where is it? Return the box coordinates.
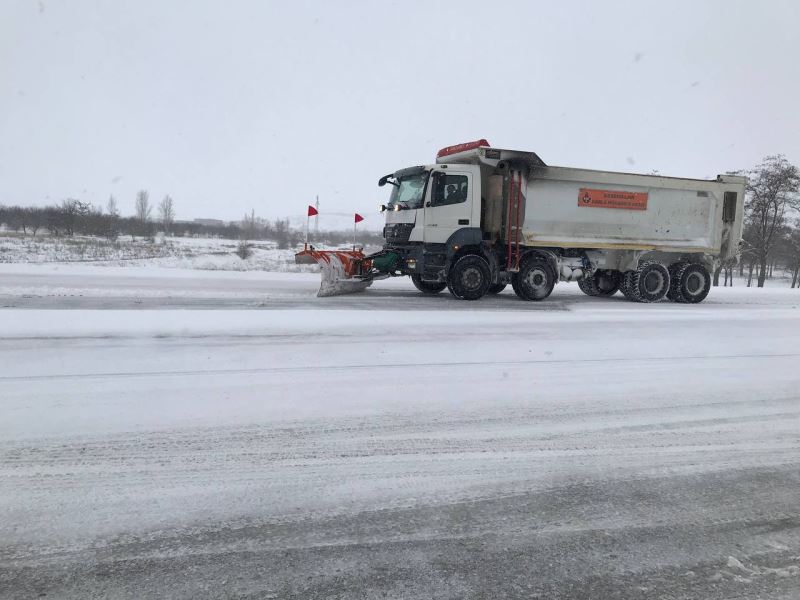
[644,270,665,294]
[525,267,548,297]
[685,271,705,296]
[461,267,483,292]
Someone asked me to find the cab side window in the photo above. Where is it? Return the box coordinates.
[431,173,468,206]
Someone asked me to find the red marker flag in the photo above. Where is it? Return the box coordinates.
[304,205,318,249]
[354,213,364,223]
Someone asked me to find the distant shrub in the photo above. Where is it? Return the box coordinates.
[235,240,253,259]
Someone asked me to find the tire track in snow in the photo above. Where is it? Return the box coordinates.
[1,351,799,382]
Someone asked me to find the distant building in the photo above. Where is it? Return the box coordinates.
[193,218,225,227]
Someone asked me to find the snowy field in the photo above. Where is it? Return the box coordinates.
[0,233,324,273]
[1,264,800,599]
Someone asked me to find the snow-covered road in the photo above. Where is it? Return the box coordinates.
[1,266,799,599]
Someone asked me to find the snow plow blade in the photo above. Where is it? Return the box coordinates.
[295,248,373,297]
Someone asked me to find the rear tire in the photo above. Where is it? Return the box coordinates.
[666,263,686,301]
[487,283,507,295]
[629,261,670,303]
[447,255,491,300]
[578,270,620,297]
[672,263,711,304]
[512,257,556,301]
[619,270,637,301]
[411,275,447,294]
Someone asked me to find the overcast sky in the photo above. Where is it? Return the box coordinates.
[2,0,798,229]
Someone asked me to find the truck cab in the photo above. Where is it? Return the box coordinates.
[379,140,540,294]
[382,163,482,245]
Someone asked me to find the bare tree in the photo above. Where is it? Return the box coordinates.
[44,206,62,236]
[274,218,290,249]
[2,205,40,235]
[134,190,151,238]
[107,195,119,217]
[7,206,28,235]
[745,155,800,287]
[158,195,175,235]
[26,207,45,237]
[134,190,151,221]
[787,223,800,288]
[242,209,258,239]
[720,255,737,287]
[59,199,91,236]
[103,195,119,240]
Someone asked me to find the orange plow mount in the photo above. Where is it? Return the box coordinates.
[295,247,373,297]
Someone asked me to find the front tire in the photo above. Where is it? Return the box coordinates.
[411,275,447,294]
[512,257,556,301]
[447,255,491,300]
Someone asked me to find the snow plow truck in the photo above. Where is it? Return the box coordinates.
[296,140,745,303]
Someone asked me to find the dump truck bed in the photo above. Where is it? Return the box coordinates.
[437,145,746,261]
[520,165,745,258]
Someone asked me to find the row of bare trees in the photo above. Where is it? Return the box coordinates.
[0,199,115,238]
[239,209,384,249]
[0,193,384,248]
[737,222,800,288]
[0,190,177,240]
[240,209,297,249]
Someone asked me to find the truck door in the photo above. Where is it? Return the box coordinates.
[423,169,474,244]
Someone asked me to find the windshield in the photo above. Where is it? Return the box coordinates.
[387,172,428,210]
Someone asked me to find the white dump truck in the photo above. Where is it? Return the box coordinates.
[297,139,745,303]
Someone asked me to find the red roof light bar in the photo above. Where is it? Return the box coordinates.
[436,139,491,159]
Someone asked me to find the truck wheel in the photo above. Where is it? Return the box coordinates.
[619,270,637,301]
[578,270,620,297]
[447,255,491,300]
[673,263,711,304]
[487,283,507,295]
[666,263,687,301]
[594,270,621,296]
[629,261,670,303]
[411,275,447,294]
[512,257,556,301]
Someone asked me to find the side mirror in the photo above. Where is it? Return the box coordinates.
[378,174,394,187]
[379,204,387,212]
